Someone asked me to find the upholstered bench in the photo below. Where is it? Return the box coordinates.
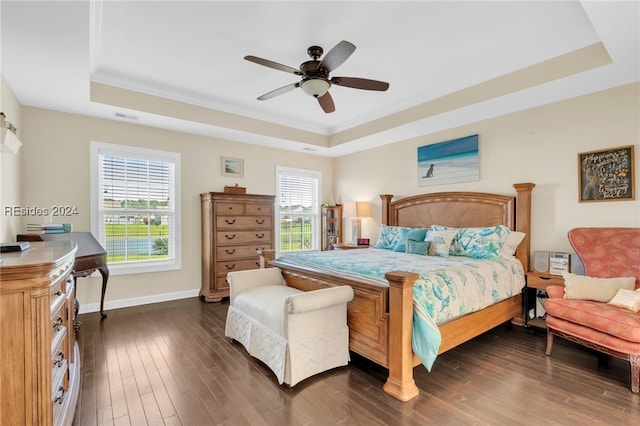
[224,267,354,386]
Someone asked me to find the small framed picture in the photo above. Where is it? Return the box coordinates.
[221,156,244,178]
[578,145,634,202]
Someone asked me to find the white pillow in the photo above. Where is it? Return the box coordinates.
[562,271,636,302]
[608,288,640,312]
[501,231,526,258]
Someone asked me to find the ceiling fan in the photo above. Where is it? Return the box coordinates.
[244,40,389,113]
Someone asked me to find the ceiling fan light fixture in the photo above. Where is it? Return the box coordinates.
[300,78,330,97]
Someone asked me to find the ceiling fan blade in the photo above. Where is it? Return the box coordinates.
[317,92,335,113]
[244,55,302,75]
[319,40,356,72]
[257,82,299,100]
[331,77,389,91]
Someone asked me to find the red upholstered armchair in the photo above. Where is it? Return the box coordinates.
[544,227,640,392]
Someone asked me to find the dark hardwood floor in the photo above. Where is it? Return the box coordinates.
[73,298,640,425]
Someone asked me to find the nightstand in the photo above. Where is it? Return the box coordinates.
[334,244,370,250]
[524,271,565,328]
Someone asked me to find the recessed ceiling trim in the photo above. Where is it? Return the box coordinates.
[329,42,612,147]
[90,81,330,148]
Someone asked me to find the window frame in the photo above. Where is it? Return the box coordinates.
[90,141,181,275]
[275,166,322,255]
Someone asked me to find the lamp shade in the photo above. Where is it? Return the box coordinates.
[355,201,371,218]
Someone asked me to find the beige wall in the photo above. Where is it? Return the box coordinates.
[335,82,640,257]
[0,75,22,242]
[7,80,640,312]
[18,107,333,310]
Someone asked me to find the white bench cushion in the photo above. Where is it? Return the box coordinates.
[233,285,301,336]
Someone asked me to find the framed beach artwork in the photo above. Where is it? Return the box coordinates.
[418,134,479,187]
[578,145,634,202]
[221,156,244,178]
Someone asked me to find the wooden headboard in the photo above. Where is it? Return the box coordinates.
[380,183,535,272]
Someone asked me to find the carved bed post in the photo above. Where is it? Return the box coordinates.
[383,271,420,401]
[512,182,535,273]
[380,194,393,225]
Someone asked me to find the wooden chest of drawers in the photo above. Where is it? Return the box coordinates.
[0,241,80,426]
[200,192,275,302]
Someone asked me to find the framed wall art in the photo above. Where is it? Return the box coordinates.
[578,145,634,202]
[221,156,244,178]
[417,134,479,187]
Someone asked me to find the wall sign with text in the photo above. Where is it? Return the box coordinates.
[578,145,635,202]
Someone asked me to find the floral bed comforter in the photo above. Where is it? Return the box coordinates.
[275,248,525,370]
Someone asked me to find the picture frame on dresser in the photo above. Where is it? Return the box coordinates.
[578,145,635,202]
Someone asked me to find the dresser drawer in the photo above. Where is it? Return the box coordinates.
[215,259,262,290]
[50,302,66,343]
[216,244,272,260]
[526,273,565,289]
[217,258,261,276]
[215,275,231,291]
[245,203,272,215]
[51,333,68,389]
[50,277,65,304]
[216,230,272,245]
[216,216,273,230]
[217,202,245,215]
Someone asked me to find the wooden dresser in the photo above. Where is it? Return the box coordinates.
[0,241,80,426]
[200,192,275,302]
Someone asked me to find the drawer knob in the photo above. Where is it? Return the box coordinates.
[225,234,236,240]
[256,233,265,239]
[225,219,236,225]
[256,219,265,225]
[225,249,236,255]
[55,290,63,297]
[225,264,236,270]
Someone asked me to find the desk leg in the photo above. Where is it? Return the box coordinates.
[98,266,109,318]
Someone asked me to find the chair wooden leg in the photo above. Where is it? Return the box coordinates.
[630,354,640,393]
[545,330,553,356]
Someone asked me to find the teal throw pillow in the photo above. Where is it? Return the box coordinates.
[393,228,428,252]
[406,239,430,255]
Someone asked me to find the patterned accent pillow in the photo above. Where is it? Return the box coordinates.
[431,224,511,259]
[392,228,428,252]
[425,229,457,257]
[374,224,411,250]
[405,239,430,255]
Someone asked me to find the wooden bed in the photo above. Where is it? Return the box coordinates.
[260,182,535,401]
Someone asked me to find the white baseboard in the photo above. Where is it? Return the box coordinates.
[78,289,200,315]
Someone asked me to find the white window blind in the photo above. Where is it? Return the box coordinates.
[90,142,181,275]
[276,167,321,253]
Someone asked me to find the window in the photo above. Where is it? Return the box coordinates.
[276,166,321,253]
[90,141,181,275]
